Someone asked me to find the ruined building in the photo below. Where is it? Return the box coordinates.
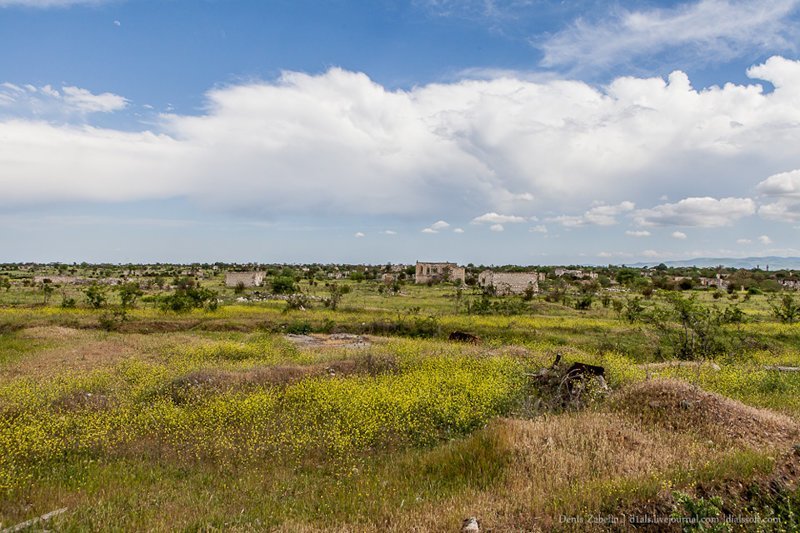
[225,271,265,288]
[478,270,540,295]
[415,262,466,284]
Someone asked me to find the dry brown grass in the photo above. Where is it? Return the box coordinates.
[1,326,206,378]
[262,412,709,532]
[614,379,800,449]
[268,381,800,532]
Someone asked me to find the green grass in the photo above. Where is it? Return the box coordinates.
[1,277,799,530]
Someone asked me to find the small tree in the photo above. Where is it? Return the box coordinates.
[0,276,10,292]
[770,293,800,324]
[623,296,644,323]
[84,283,107,309]
[41,282,54,305]
[647,293,731,360]
[324,283,351,310]
[271,276,296,295]
[117,282,143,310]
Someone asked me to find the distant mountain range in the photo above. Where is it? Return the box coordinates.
[626,256,800,270]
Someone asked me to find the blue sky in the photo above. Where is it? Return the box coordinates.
[2,0,800,265]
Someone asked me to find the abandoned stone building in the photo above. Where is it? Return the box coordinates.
[415,262,466,284]
[554,268,597,280]
[780,279,800,290]
[699,274,730,290]
[225,271,265,288]
[478,270,540,295]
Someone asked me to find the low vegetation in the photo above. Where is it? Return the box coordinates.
[0,262,799,530]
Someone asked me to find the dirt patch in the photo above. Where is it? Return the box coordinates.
[488,345,531,358]
[614,379,799,449]
[284,333,372,348]
[165,354,399,400]
[2,330,204,378]
[18,326,81,342]
[51,390,113,412]
[639,361,721,372]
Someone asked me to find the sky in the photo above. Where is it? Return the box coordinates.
[2,0,800,265]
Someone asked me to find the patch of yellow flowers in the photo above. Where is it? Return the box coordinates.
[0,336,527,494]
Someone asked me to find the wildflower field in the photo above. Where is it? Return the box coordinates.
[1,278,799,530]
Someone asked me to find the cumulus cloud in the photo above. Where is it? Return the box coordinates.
[354,232,365,238]
[551,201,635,227]
[757,169,800,222]
[672,231,688,239]
[422,220,450,233]
[626,230,651,237]
[471,212,526,224]
[757,169,800,197]
[759,200,800,222]
[490,224,504,232]
[540,0,800,72]
[4,59,800,219]
[759,234,773,244]
[453,227,464,233]
[634,197,756,227]
[381,230,397,235]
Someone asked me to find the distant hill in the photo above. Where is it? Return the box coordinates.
[627,256,800,270]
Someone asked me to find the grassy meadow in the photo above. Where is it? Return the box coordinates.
[1,269,799,531]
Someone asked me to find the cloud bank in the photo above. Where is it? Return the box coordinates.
[3,59,800,224]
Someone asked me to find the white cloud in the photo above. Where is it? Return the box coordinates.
[529,224,548,234]
[598,251,636,259]
[354,232,365,238]
[421,228,437,234]
[540,0,800,73]
[757,169,800,198]
[626,230,651,237]
[634,197,756,227]
[489,224,504,232]
[551,201,635,227]
[0,82,127,115]
[62,86,128,113]
[471,212,526,224]
[737,238,752,244]
[759,200,800,222]
[4,60,800,220]
[672,231,688,239]
[759,234,773,244]
[382,230,397,235]
[757,169,800,222]
[453,227,464,233]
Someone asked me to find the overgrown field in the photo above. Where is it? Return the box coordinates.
[1,282,800,530]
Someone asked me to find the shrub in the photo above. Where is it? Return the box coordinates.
[84,283,107,309]
[770,293,800,324]
[160,286,219,313]
[285,293,312,311]
[271,276,296,295]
